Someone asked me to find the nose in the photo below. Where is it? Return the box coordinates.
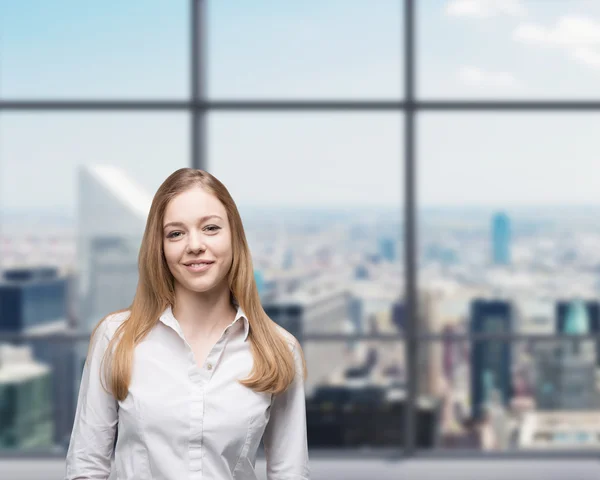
[186,231,206,254]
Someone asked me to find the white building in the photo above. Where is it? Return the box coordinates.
[77,164,151,332]
[75,165,151,405]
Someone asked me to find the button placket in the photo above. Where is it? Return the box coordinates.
[204,349,218,377]
[189,352,205,480]
[204,336,229,378]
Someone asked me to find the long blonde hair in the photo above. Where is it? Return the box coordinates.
[88,168,306,401]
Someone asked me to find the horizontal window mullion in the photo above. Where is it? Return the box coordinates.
[2,332,600,343]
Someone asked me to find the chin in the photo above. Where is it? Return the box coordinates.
[183,281,215,293]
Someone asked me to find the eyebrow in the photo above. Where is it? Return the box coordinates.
[163,215,223,230]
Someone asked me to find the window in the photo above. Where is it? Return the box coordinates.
[208,112,405,448]
[1,0,599,460]
[207,0,403,99]
[0,1,189,99]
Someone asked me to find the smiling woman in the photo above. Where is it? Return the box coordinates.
[66,168,310,480]
[162,188,232,294]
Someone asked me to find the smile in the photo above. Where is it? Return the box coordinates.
[183,262,214,273]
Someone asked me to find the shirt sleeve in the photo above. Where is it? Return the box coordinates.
[262,340,310,480]
[65,319,118,480]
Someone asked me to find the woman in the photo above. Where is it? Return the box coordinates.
[65,168,310,480]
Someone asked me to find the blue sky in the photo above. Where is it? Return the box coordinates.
[1,0,600,213]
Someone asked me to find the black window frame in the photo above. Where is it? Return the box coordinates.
[2,0,600,460]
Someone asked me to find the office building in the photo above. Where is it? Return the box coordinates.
[263,281,352,396]
[76,165,150,416]
[470,299,513,420]
[354,264,369,280]
[0,267,74,448]
[535,300,598,410]
[378,237,397,263]
[556,300,600,366]
[306,382,440,448]
[491,212,511,266]
[77,164,150,332]
[418,291,445,397]
[0,344,54,449]
[519,411,600,449]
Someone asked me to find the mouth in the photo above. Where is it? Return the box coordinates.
[182,260,215,273]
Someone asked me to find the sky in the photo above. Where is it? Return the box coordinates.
[1,0,600,214]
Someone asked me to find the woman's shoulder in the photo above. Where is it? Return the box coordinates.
[271,323,306,378]
[272,323,300,352]
[96,309,131,340]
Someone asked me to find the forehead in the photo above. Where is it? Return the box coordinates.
[164,187,227,221]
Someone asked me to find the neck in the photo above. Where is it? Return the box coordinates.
[172,283,237,337]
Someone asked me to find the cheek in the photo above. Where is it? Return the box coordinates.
[217,243,233,264]
[162,244,180,267]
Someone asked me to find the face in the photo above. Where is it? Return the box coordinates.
[162,186,233,296]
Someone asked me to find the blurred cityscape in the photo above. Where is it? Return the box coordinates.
[1,165,600,453]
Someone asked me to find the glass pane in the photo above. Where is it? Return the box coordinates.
[0,113,188,454]
[419,113,600,451]
[208,113,402,206]
[209,113,404,448]
[207,0,403,99]
[0,338,84,452]
[419,335,600,451]
[303,340,407,448]
[0,1,188,99]
[1,113,188,221]
[0,337,408,455]
[418,0,600,98]
[1,111,188,316]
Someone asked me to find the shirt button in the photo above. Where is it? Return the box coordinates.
[206,363,213,370]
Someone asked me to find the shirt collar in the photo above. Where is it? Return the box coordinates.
[234,305,250,341]
[159,303,250,342]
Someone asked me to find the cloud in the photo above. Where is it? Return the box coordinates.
[514,16,600,47]
[514,15,600,70]
[446,0,526,18]
[573,47,600,69]
[457,66,518,88]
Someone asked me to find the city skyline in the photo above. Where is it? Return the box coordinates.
[3,0,600,460]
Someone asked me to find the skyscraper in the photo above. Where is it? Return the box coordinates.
[0,267,74,447]
[470,299,513,420]
[491,212,511,266]
[536,300,599,410]
[0,345,54,448]
[282,248,294,270]
[442,324,459,384]
[354,265,369,280]
[76,165,151,425]
[78,164,150,333]
[418,291,445,397]
[263,283,350,396]
[378,237,396,263]
[347,296,364,352]
[391,301,405,332]
[556,300,600,367]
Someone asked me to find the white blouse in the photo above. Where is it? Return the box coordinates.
[65,305,310,480]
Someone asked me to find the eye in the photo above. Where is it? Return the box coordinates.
[166,231,183,239]
[205,225,221,232]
